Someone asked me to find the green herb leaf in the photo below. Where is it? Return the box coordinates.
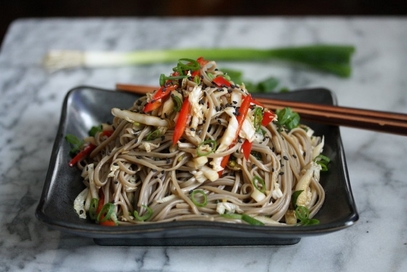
[89,125,103,137]
[276,107,300,131]
[65,134,84,155]
[255,77,279,93]
[294,206,320,226]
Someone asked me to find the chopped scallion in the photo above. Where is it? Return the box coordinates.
[196,139,217,157]
[191,189,208,207]
[315,154,331,171]
[252,176,266,193]
[241,214,265,226]
[89,198,99,220]
[134,205,153,221]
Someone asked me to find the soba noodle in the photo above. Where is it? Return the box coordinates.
[71,58,326,226]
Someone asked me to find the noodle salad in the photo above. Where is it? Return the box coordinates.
[66,57,329,227]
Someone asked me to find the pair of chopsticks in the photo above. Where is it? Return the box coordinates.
[115,84,407,136]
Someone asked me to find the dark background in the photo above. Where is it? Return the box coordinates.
[1,0,407,46]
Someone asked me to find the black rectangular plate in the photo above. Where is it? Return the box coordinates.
[36,86,358,246]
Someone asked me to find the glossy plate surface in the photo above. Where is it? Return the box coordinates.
[36,86,358,246]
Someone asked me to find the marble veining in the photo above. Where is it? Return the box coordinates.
[0,17,407,272]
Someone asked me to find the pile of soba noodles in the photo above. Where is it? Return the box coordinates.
[71,57,326,227]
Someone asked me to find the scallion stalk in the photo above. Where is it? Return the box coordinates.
[43,45,355,77]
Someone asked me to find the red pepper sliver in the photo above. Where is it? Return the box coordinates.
[218,95,252,176]
[172,97,191,145]
[262,111,276,126]
[143,85,177,113]
[213,76,231,88]
[101,130,113,137]
[197,56,208,67]
[143,100,162,113]
[68,144,96,167]
[242,140,253,160]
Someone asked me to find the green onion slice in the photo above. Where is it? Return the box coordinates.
[252,176,266,193]
[315,154,330,171]
[196,139,217,156]
[177,58,200,72]
[89,198,99,220]
[241,214,265,226]
[96,203,116,223]
[191,190,208,207]
[171,94,182,112]
[146,129,161,141]
[221,213,243,219]
[253,107,263,131]
[159,73,187,86]
[134,205,153,221]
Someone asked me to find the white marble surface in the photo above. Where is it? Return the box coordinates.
[0,17,406,272]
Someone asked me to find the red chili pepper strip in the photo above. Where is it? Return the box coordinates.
[262,111,276,126]
[191,70,200,77]
[213,76,231,88]
[143,85,177,113]
[172,97,191,145]
[143,100,162,113]
[218,95,252,175]
[101,130,113,137]
[197,57,208,67]
[242,140,253,160]
[68,144,96,167]
[95,191,117,226]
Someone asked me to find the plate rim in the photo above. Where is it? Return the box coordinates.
[35,85,359,241]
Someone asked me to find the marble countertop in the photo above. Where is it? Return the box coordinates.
[0,17,406,272]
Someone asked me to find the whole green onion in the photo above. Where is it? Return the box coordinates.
[44,45,355,77]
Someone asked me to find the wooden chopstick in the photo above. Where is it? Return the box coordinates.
[115,84,407,136]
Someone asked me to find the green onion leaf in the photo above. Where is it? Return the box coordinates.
[221,213,243,219]
[196,139,217,157]
[160,73,187,86]
[191,189,208,207]
[134,205,153,221]
[44,45,355,77]
[252,176,266,193]
[241,214,265,226]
